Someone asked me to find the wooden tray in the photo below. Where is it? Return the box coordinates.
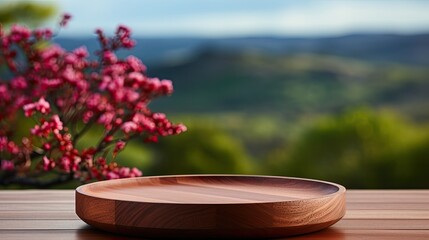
[76,175,346,238]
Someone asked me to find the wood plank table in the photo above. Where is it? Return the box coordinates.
[0,190,428,239]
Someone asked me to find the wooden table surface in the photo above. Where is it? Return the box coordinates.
[0,190,428,239]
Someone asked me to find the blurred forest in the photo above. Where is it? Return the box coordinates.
[1,2,429,189]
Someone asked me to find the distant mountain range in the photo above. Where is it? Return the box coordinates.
[54,33,429,67]
[54,34,429,119]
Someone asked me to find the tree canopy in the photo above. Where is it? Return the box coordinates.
[0,1,56,27]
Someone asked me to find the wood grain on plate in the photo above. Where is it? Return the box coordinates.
[75,175,346,238]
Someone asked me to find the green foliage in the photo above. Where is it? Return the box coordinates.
[0,1,56,27]
[148,52,429,188]
[152,52,429,120]
[6,109,429,189]
[267,108,429,188]
[148,119,254,175]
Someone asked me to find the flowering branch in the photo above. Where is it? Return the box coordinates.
[0,14,186,186]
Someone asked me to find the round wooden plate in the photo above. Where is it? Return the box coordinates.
[76,175,346,238]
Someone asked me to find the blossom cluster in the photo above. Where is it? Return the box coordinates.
[0,15,186,184]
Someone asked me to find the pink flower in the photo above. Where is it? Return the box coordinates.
[0,84,11,102]
[40,45,65,61]
[106,171,120,180]
[111,76,124,89]
[64,53,78,65]
[13,96,29,110]
[127,56,147,72]
[128,72,145,83]
[113,141,126,157]
[71,156,81,172]
[132,113,155,131]
[23,97,50,116]
[103,51,117,64]
[114,118,123,126]
[118,167,130,178]
[1,160,14,171]
[43,156,55,171]
[31,121,51,137]
[77,78,89,91]
[98,112,115,129]
[121,39,135,49]
[145,77,161,91]
[62,66,79,83]
[118,167,142,178]
[22,103,36,117]
[130,167,142,177]
[145,135,158,143]
[51,115,64,131]
[112,88,126,102]
[86,93,103,109]
[11,77,27,89]
[99,75,112,90]
[174,124,187,134]
[36,97,50,113]
[41,78,62,88]
[30,115,63,137]
[153,113,166,120]
[7,141,19,154]
[121,121,138,134]
[117,25,131,36]
[125,89,140,102]
[73,46,88,58]
[115,141,126,150]
[42,143,51,151]
[0,136,8,151]
[10,25,31,42]
[115,25,135,49]
[60,156,71,172]
[33,29,44,39]
[0,16,186,183]
[44,29,53,39]
[60,13,72,27]
[159,80,173,95]
[33,28,53,40]
[82,111,94,123]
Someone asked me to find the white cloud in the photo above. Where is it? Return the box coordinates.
[51,0,429,36]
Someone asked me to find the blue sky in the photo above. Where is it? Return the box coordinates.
[9,0,429,37]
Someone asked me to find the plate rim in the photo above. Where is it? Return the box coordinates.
[76,174,346,205]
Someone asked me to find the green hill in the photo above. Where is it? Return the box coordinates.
[150,49,429,121]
